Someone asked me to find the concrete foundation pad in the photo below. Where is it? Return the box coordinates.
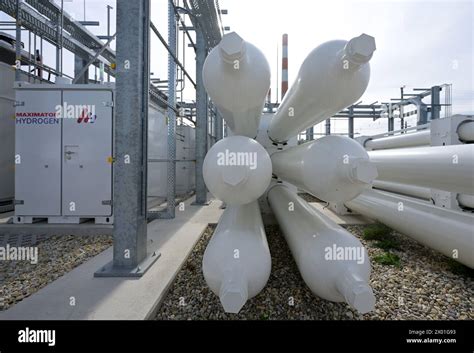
[0,195,223,320]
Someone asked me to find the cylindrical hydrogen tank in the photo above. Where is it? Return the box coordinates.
[202,201,272,313]
[267,184,375,313]
[346,189,474,268]
[203,136,272,205]
[368,144,474,195]
[271,136,378,202]
[268,34,376,142]
[203,32,271,138]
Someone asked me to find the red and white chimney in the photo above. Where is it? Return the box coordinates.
[281,33,288,100]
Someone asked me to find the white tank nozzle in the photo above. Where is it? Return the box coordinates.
[343,33,376,66]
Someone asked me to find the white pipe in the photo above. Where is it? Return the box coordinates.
[268,34,375,142]
[202,201,271,313]
[346,189,474,268]
[458,194,474,209]
[372,180,432,200]
[365,130,431,150]
[267,184,375,313]
[203,32,270,138]
[457,120,474,142]
[203,136,272,205]
[368,145,474,195]
[271,136,377,202]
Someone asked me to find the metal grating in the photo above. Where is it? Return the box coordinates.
[186,0,223,49]
[0,0,115,75]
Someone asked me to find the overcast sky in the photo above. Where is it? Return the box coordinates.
[1,0,472,136]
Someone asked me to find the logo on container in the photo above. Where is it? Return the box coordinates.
[15,112,59,125]
[55,102,97,123]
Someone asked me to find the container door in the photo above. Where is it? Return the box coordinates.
[62,90,113,216]
[15,89,62,216]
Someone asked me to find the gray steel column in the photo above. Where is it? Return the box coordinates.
[194,29,208,205]
[74,55,89,84]
[388,117,394,132]
[96,0,159,277]
[306,127,314,141]
[15,0,21,81]
[325,118,331,136]
[166,0,177,218]
[216,110,223,141]
[431,85,441,120]
[348,106,354,138]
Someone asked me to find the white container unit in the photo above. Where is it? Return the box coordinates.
[268,34,376,143]
[271,136,377,202]
[0,62,42,205]
[14,83,114,224]
[0,63,16,204]
[203,32,271,138]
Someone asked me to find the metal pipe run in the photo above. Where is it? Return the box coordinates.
[458,194,474,209]
[271,136,377,202]
[372,180,431,200]
[202,201,271,313]
[346,190,474,268]
[268,184,375,313]
[268,34,376,143]
[368,145,474,195]
[365,130,431,150]
[457,120,474,142]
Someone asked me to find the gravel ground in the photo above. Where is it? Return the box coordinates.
[0,235,112,311]
[155,224,473,320]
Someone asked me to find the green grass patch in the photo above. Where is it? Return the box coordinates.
[373,238,400,251]
[362,223,392,241]
[373,252,401,267]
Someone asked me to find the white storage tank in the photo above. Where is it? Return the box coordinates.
[268,34,376,142]
[203,136,272,205]
[203,32,271,138]
[271,136,378,202]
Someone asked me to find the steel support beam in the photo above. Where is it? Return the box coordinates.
[194,29,209,205]
[306,127,314,141]
[348,106,354,139]
[431,85,441,120]
[15,0,21,81]
[216,109,223,141]
[96,0,159,277]
[149,0,177,221]
[325,119,331,136]
[74,55,89,84]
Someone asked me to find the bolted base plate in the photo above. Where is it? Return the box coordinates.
[94,251,161,278]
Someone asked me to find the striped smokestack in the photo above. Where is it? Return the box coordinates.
[281,34,288,100]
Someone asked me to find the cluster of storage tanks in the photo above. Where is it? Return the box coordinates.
[346,115,474,269]
[201,31,381,313]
